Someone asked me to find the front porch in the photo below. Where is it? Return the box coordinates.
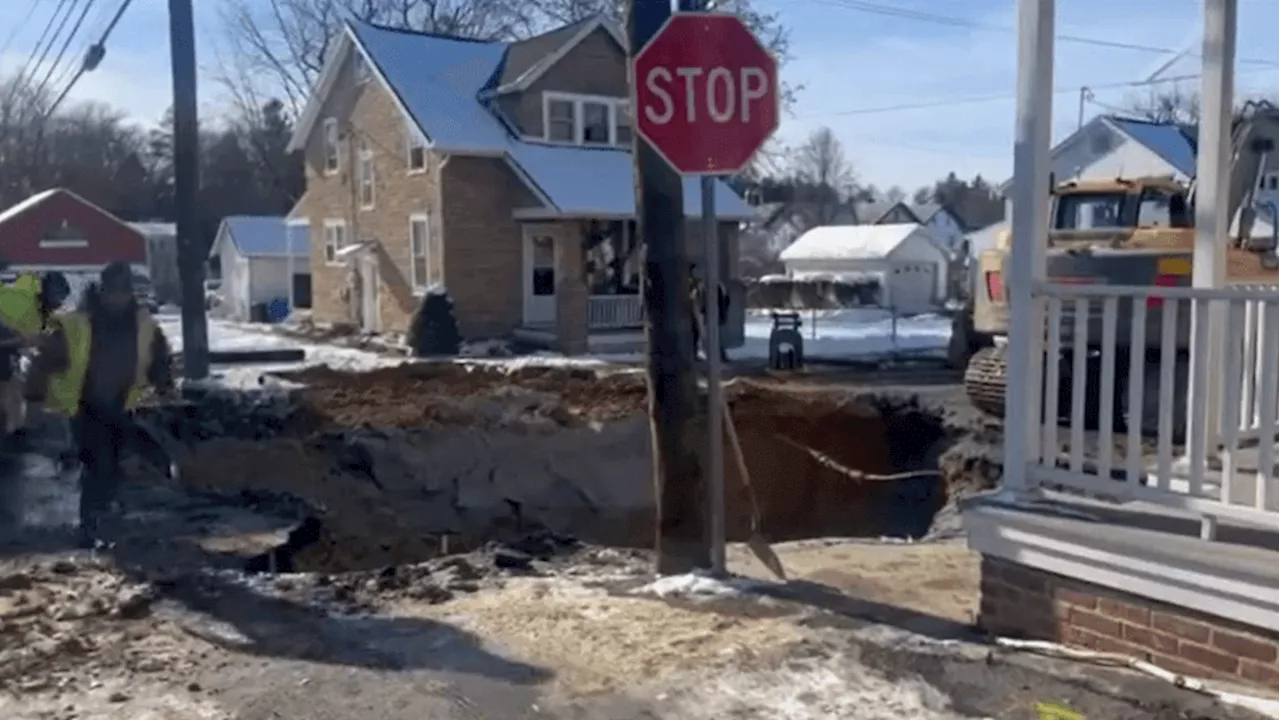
[965,0,1280,690]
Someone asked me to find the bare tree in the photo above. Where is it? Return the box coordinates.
[216,0,538,118]
[1126,84,1202,125]
[791,126,854,226]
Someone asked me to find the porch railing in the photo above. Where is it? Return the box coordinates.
[588,294,643,330]
[1023,281,1279,534]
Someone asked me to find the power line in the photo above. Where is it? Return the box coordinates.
[11,0,73,91]
[800,68,1278,120]
[0,0,43,70]
[45,0,136,120]
[798,0,1279,67]
[31,0,99,102]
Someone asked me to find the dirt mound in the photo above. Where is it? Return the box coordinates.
[172,366,949,574]
[282,364,650,428]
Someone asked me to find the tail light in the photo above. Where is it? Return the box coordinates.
[1147,273,1180,308]
[985,271,1004,302]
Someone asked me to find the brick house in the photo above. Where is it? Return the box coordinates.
[286,16,754,353]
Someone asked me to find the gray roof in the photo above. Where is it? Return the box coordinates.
[217,216,308,259]
[908,202,942,222]
[497,18,594,88]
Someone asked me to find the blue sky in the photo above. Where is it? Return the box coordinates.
[2,0,1276,191]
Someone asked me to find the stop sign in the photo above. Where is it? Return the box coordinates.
[632,13,779,175]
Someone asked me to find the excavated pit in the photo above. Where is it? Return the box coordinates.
[146,364,960,574]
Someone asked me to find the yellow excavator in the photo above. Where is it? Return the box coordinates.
[961,101,1278,437]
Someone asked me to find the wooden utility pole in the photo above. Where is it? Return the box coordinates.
[168,0,209,380]
[628,0,709,574]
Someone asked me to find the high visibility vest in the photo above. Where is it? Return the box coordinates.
[0,273,44,338]
[45,309,159,417]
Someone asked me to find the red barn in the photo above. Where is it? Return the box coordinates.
[0,188,146,273]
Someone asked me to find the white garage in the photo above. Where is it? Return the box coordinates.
[779,223,949,316]
[209,215,310,322]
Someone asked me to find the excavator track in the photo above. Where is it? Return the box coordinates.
[963,345,1007,418]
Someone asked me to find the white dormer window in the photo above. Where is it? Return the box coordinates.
[546,98,575,142]
[323,118,340,174]
[542,93,630,147]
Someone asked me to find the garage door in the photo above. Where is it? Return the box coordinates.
[890,264,937,315]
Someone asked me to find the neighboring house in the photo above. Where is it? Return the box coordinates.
[128,221,180,304]
[209,216,311,322]
[778,223,950,315]
[854,200,968,252]
[0,189,146,276]
[285,16,754,354]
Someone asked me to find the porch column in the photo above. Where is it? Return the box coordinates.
[556,225,589,355]
[1187,0,1237,468]
[1001,0,1055,498]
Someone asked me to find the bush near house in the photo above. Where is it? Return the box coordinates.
[407,290,462,357]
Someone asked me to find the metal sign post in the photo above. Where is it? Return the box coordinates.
[701,175,725,576]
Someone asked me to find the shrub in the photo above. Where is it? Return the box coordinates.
[407,288,462,357]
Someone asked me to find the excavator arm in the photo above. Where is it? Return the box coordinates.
[1188,100,1278,249]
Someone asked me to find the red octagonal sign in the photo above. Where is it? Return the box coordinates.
[632,13,780,176]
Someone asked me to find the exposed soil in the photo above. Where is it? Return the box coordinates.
[157,364,961,576]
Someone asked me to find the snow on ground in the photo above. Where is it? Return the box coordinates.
[155,312,402,389]
[741,308,952,362]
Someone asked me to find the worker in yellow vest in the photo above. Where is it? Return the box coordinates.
[27,262,173,548]
[0,271,70,437]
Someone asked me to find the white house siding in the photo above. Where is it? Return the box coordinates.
[218,235,251,321]
[923,211,965,252]
[885,234,948,314]
[248,256,296,307]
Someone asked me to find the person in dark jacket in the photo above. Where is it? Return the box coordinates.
[689,273,730,363]
[28,262,173,547]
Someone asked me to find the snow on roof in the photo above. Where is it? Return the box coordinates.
[220,216,308,259]
[348,22,510,153]
[322,21,751,220]
[509,144,753,219]
[1105,117,1197,176]
[0,189,58,225]
[780,223,927,262]
[129,221,176,237]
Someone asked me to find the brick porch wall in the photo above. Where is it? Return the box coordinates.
[979,555,1279,688]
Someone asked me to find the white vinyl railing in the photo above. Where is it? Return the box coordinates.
[1025,281,1279,534]
[587,294,643,330]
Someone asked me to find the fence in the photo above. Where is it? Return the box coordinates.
[1024,281,1279,535]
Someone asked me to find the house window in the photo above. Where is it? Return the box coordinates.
[409,214,436,292]
[406,121,426,172]
[323,118,340,174]
[1261,171,1277,191]
[582,101,611,145]
[324,219,346,264]
[542,93,629,146]
[39,221,89,248]
[546,98,576,142]
[358,140,375,209]
[615,101,633,146]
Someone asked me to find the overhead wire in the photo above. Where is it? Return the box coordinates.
[799,68,1279,120]
[9,0,73,91]
[31,0,99,102]
[45,0,137,120]
[14,0,75,94]
[797,0,1279,66]
[0,0,44,70]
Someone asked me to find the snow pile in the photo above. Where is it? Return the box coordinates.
[158,316,403,389]
[662,648,971,720]
[640,571,774,599]
[741,308,951,362]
